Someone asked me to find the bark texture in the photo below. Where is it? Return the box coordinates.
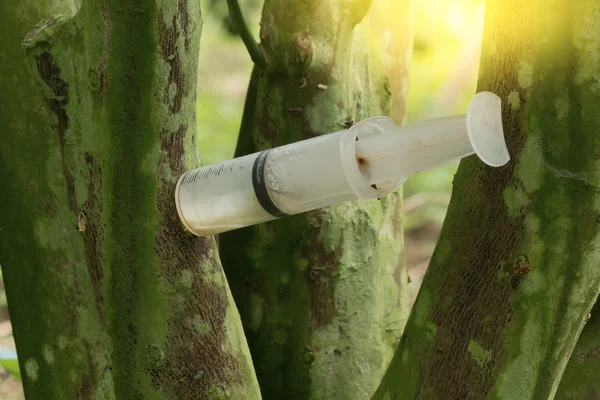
[220,1,415,399]
[0,0,260,398]
[555,300,599,399]
[372,0,600,399]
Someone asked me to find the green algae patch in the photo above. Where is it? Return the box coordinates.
[468,340,492,367]
[518,60,533,89]
[507,91,521,109]
[25,359,39,383]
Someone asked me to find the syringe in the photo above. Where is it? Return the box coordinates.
[175,91,510,236]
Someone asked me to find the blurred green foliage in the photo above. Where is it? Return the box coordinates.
[407,0,485,122]
[404,0,484,233]
[0,360,20,382]
[196,0,260,164]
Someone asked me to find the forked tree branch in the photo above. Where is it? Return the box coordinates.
[227,0,267,69]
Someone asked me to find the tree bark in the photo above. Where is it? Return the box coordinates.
[372,0,600,399]
[0,0,260,399]
[220,1,415,399]
[555,300,599,399]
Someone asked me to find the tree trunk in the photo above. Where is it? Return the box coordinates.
[372,0,600,399]
[220,1,415,399]
[0,1,260,399]
[555,300,599,399]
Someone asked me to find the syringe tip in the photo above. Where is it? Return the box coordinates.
[467,91,511,167]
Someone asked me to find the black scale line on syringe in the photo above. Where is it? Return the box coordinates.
[183,161,245,185]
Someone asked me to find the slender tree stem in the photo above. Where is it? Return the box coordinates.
[234,65,259,157]
[227,0,267,70]
[220,2,415,398]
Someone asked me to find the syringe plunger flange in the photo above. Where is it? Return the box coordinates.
[467,91,510,167]
[175,91,510,236]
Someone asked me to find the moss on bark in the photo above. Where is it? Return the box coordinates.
[555,300,600,400]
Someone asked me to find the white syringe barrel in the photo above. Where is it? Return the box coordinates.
[175,128,391,236]
[176,91,509,236]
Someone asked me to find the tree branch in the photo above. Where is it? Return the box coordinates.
[227,0,267,70]
[234,65,259,157]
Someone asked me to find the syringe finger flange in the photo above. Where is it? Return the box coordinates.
[341,116,407,200]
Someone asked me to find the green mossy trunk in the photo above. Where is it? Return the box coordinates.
[372,0,600,399]
[0,1,260,399]
[555,300,599,399]
[220,1,415,399]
